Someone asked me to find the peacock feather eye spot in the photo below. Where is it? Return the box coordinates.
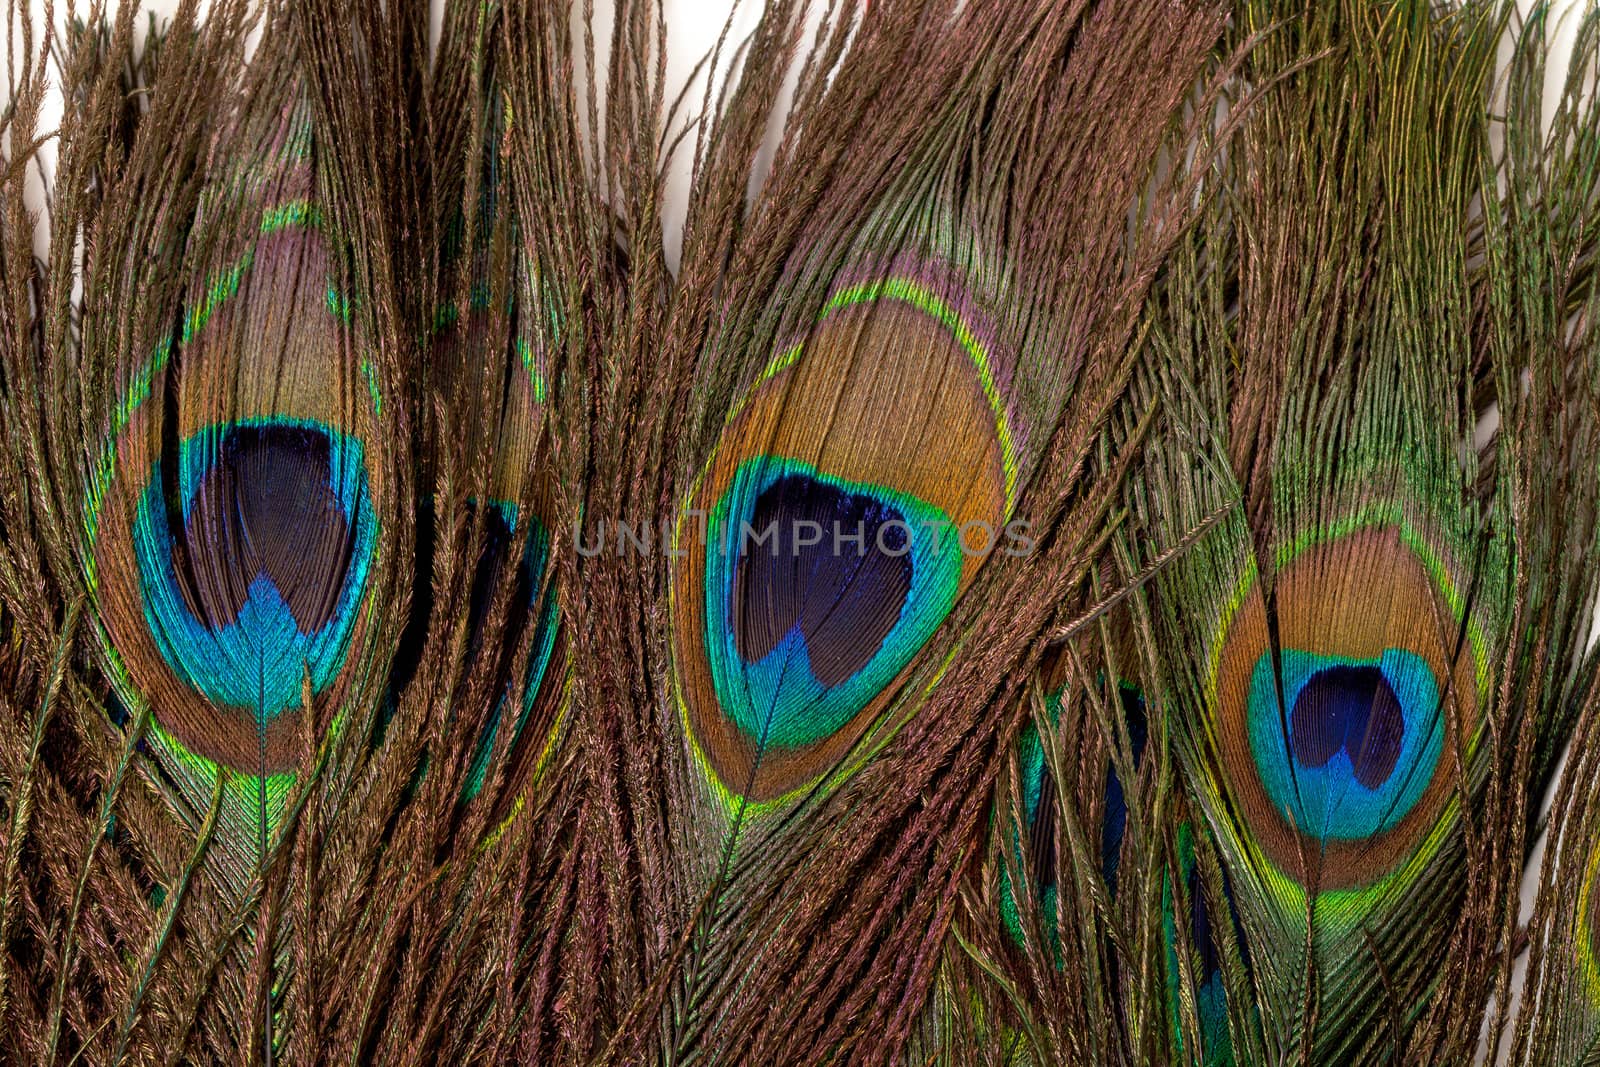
[131,419,377,727]
[1287,664,1404,790]
[1215,526,1476,889]
[673,268,1012,801]
[1248,648,1442,842]
[731,473,914,687]
[700,457,962,757]
[173,425,353,634]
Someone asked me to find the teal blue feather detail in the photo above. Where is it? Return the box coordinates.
[1164,826,1244,1067]
[999,684,1146,951]
[701,456,962,751]
[1246,649,1443,841]
[460,503,560,802]
[131,419,377,721]
[998,684,1246,1065]
[998,688,1061,954]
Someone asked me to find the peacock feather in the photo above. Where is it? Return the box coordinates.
[1129,1,1600,1061]
[0,0,440,1055]
[971,626,1253,1066]
[85,90,387,888]
[621,0,1236,1058]
[672,244,1024,807]
[413,18,567,819]
[1488,6,1600,1065]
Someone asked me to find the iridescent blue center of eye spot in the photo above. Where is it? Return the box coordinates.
[1165,830,1248,1065]
[703,457,962,750]
[461,502,560,800]
[1098,685,1149,891]
[132,420,377,721]
[1289,665,1402,788]
[1246,648,1442,841]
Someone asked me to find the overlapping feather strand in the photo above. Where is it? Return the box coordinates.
[380,2,567,855]
[935,551,1255,1066]
[328,1,597,1059]
[939,647,1173,1066]
[1128,2,1600,1062]
[0,71,97,1032]
[1493,6,1600,1064]
[0,16,96,1056]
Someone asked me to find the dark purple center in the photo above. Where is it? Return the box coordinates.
[731,474,913,688]
[173,425,352,633]
[1288,665,1405,790]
